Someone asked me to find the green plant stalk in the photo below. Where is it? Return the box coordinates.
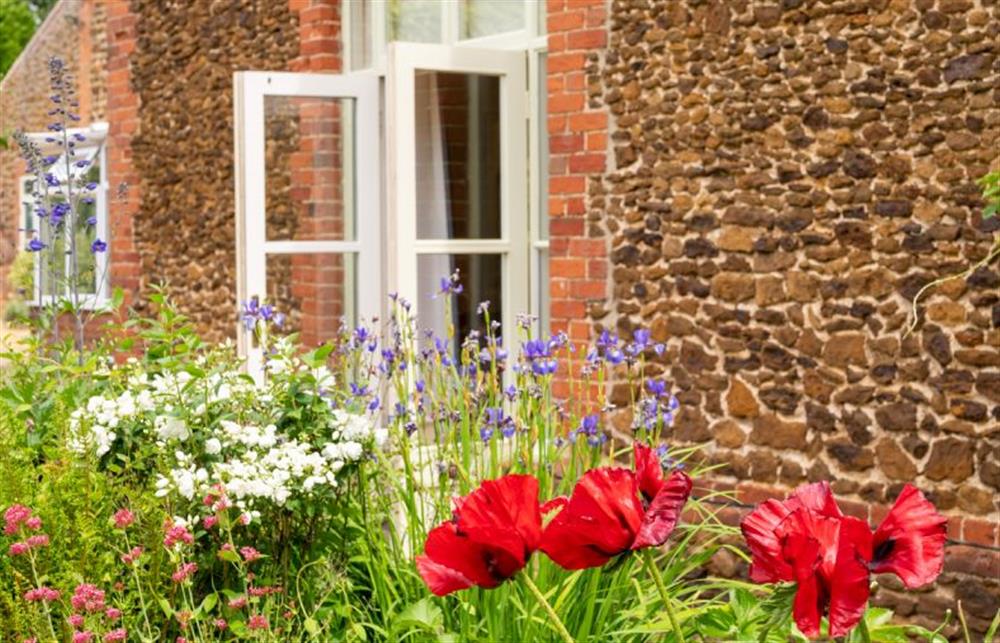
[122,530,154,638]
[642,548,686,643]
[519,572,575,643]
[857,614,872,643]
[26,547,59,642]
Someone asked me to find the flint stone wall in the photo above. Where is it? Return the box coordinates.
[591,0,999,633]
[129,0,301,341]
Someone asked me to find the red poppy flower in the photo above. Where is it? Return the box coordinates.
[741,482,946,639]
[870,484,948,586]
[416,474,542,596]
[540,443,692,570]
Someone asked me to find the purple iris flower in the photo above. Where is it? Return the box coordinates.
[90,238,107,253]
[579,414,600,437]
[480,426,494,442]
[350,382,368,398]
[606,347,624,365]
[633,328,651,347]
[44,173,60,187]
[86,216,97,226]
[368,397,380,412]
[646,380,667,397]
[27,238,46,252]
[438,271,463,296]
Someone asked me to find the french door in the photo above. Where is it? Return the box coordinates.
[234,71,381,374]
[235,45,528,372]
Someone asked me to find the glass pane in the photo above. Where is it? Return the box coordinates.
[266,253,357,347]
[349,0,372,70]
[536,247,548,333]
[387,0,442,43]
[264,96,356,242]
[461,0,526,39]
[417,253,502,350]
[414,71,502,239]
[537,53,548,241]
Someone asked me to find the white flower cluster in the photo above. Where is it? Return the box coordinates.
[71,350,387,513]
[155,413,386,510]
[68,389,156,457]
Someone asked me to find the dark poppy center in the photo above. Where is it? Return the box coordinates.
[872,538,895,563]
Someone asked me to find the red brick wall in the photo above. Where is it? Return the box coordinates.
[546,0,610,400]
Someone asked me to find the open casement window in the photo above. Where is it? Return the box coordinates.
[387,43,528,358]
[19,124,109,307]
[234,46,531,376]
[234,71,382,375]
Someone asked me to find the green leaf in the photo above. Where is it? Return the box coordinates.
[390,598,444,637]
[199,592,218,614]
[304,618,321,636]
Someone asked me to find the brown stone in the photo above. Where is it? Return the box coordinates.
[875,402,918,432]
[726,378,759,418]
[822,333,868,368]
[957,485,995,515]
[787,271,819,302]
[924,437,975,482]
[710,272,755,302]
[712,419,746,448]
[876,438,918,480]
[926,301,967,325]
[717,226,759,252]
[827,439,875,471]
[755,275,786,306]
[750,413,808,450]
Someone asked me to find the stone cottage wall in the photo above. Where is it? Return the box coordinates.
[586,0,998,634]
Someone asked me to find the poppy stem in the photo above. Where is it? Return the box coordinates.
[642,548,686,643]
[857,616,873,643]
[519,572,575,643]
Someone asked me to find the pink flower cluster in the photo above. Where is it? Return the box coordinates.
[121,546,144,566]
[4,505,49,557]
[163,520,194,549]
[171,562,198,584]
[4,504,39,535]
[248,614,269,630]
[112,508,134,530]
[103,629,127,642]
[71,583,106,613]
[240,546,262,563]
[23,586,60,602]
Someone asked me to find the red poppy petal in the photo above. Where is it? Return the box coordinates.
[541,496,567,515]
[827,516,872,638]
[416,554,475,596]
[457,474,542,561]
[791,574,823,639]
[632,442,663,500]
[787,481,843,519]
[741,499,795,583]
[422,522,499,590]
[871,484,947,588]
[539,508,616,570]
[632,470,692,550]
[540,468,644,570]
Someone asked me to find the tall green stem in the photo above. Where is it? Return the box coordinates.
[519,573,575,643]
[642,548,686,643]
[857,616,873,643]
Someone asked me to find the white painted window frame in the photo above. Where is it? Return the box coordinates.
[233,71,382,375]
[344,0,545,72]
[386,42,529,352]
[18,123,110,309]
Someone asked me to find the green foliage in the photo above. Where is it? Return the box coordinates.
[0,0,35,77]
[978,170,1000,218]
[0,294,959,641]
